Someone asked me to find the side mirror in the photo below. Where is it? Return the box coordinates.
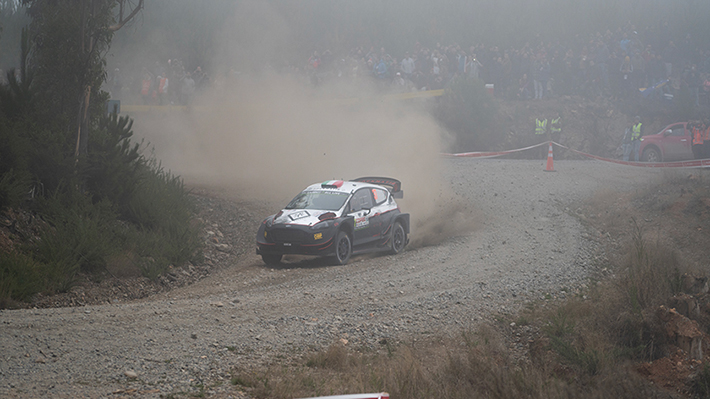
[663,130,672,136]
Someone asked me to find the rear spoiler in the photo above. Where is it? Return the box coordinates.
[352,177,404,198]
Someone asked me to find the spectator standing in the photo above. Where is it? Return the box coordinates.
[532,55,543,99]
[662,41,678,78]
[157,75,168,105]
[535,116,548,158]
[595,41,610,88]
[685,65,701,107]
[518,73,531,99]
[630,116,643,161]
[181,72,195,107]
[632,51,646,89]
[620,55,634,97]
[401,53,415,79]
[691,120,704,159]
[622,126,633,161]
[648,53,665,84]
[539,57,551,99]
[457,50,466,76]
[550,112,562,144]
[111,68,122,99]
[467,54,482,80]
[374,58,388,80]
[140,69,153,105]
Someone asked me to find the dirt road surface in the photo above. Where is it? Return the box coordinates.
[0,159,667,398]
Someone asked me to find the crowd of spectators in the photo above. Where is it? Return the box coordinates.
[110,22,710,107]
[108,58,210,106]
[299,24,710,105]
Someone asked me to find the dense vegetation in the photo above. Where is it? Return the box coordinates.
[0,1,200,307]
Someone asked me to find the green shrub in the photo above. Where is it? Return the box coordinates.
[0,169,31,210]
[84,112,142,209]
[126,159,201,265]
[35,190,118,280]
[0,251,47,305]
[690,363,710,397]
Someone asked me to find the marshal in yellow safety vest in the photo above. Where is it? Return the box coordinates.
[550,117,561,134]
[631,122,642,140]
[535,118,548,135]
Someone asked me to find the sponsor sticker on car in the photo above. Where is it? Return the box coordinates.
[355,216,369,230]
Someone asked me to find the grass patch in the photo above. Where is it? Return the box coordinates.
[0,251,48,307]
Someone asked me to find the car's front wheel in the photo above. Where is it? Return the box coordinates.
[261,253,282,265]
[333,231,352,265]
[389,222,406,254]
[642,147,661,162]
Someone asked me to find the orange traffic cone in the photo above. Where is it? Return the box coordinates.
[544,142,555,172]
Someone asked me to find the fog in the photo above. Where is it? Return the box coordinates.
[130,2,477,247]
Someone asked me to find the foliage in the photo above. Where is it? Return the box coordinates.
[22,0,114,125]
[0,168,30,210]
[0,1,200,305]
[83,112,142,209]
[35,190,118,276]
[0,251,47,306]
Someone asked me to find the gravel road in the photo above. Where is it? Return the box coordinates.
[0,158,666,398]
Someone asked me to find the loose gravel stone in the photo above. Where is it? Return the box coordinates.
[0,159,666,398]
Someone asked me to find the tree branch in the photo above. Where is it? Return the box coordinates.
[108,0,143,32]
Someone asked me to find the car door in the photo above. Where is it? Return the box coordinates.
[661,123,691,161]
[367,187,390,241]
[348,188,376,247]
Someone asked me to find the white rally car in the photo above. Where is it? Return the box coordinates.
[256,177,410,265]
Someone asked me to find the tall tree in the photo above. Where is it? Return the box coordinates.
[22,0,143,160]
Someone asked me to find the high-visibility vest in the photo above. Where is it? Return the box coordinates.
[535,118,547,135]
[158,78,168,94]
[550,117,561,133]
[141,79,151,95]
[631,123,642,140]
[704,125,710,141]
[693,126,704,145]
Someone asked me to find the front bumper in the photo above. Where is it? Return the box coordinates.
[256,223,337,256]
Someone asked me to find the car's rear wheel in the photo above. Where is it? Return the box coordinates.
[642,147,661,162]
[333,231,352,265]
[261,253,282,265]
[389,222,406,254]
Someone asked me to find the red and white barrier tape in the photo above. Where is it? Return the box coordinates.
[442,141,549,158]
[550,142,710,168]
[444,141,710,168]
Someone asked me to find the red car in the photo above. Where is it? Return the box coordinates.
[639,122,693,162]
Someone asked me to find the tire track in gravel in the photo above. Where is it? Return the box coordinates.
[0,159,666,398]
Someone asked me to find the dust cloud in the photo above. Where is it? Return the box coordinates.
[130,3,477,248]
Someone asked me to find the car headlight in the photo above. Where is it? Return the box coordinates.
[311,220,333,230]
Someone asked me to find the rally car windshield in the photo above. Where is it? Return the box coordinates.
[285,191,349,211]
